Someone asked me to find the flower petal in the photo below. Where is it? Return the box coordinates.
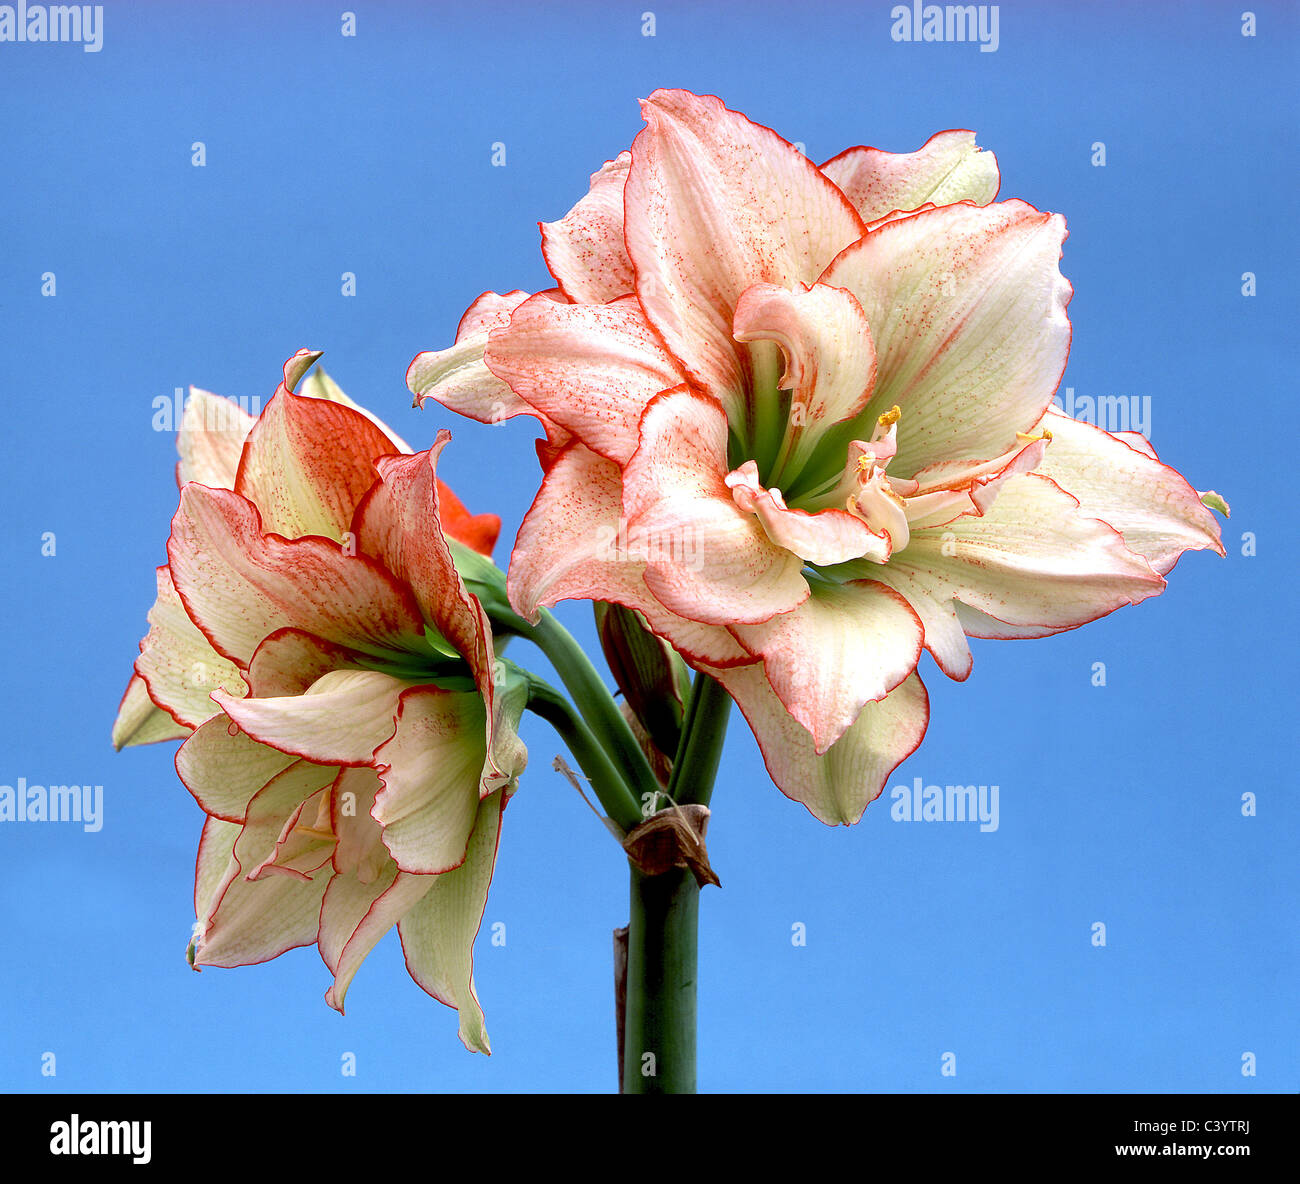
[1032,408,1226,575]
[821,200,1072,475]
[135,565,248,729]
[297,366,414,455]
[234,385,399,542]
[707,664,929,826]
[192,761,337,969]
[177,389,256,489]
[398,789,506,1054]
[245,628,362,697]
[246,785,336,882]
[351,440,503,759]
[331,767,389,884]
[731,281,878,477]
[484,293,685,465]
[623,388,808,625]
[318,861,396,979]
[820,129,999,224]
[624,88,865,415]
[864,564,974,680]
[725,461,884,566]
[323,869,433,1014]
[506,441,750,667]
[176,713,298,822]
[167,483,425,669]
[540,151,636,303]
[887,472,1166,633]
[372,688,488,875]
[407,290,569,454]
[213,669,406,766]
[111,673,191,750]
[731,579,924,752]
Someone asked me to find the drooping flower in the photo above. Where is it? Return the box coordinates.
[113,350,523,1051]
[409,89,1227,827]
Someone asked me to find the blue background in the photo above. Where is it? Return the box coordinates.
[1,0,1294,1093]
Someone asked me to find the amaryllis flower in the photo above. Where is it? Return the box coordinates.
[113,350,524,1051]
[409,89,1228,827]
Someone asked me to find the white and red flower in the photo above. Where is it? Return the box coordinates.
[113,351,522,1051]
[409,89,1227,826]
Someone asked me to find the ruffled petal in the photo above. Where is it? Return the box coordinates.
[887,472,1166,633]
[726,461,884,566]
[1032,408,1226,576]
[319,862,397,981]
[192,760,338,968]
[821,200,1072,476]
[540,151,636,303]
[732,281,878,477]
[484,293,685,465]
[330,767,389,884]
[623,388,808,625]
[134,565,248,729]
[865,563,975,680]
[167,483,425,669]
[234,382,399,542]
[176,713,298,822]
[177,389,256,489]
[245,628,361,698]
[213,669,406,767]
[111,674,191,750]
[731,579,924,752]
[820,129,999,223]
[506,442,750,668]
[398,789,506,1054]
[351,441,504,765]
[323,869,433,1013]
[372,688,488,875]
[707,664,929,826]
[407,290,570,457]
[623,88,865,416]
[297,366,414,455]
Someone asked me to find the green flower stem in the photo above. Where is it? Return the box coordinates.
[622,670,732,1094]
[526,608,663,806]
[621,865,699,1093]
[667,671,733,809]
[523,675,643,834]
[462,557,663,814]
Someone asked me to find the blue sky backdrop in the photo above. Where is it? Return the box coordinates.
[1,0,1295,1092]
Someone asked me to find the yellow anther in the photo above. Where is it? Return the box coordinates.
[877,405,902,428]
[856,453,875,473]
[1016,428,1053,444]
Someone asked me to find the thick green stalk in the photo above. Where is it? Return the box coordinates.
[622,671,732,1094]
[621,866,699,1093]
